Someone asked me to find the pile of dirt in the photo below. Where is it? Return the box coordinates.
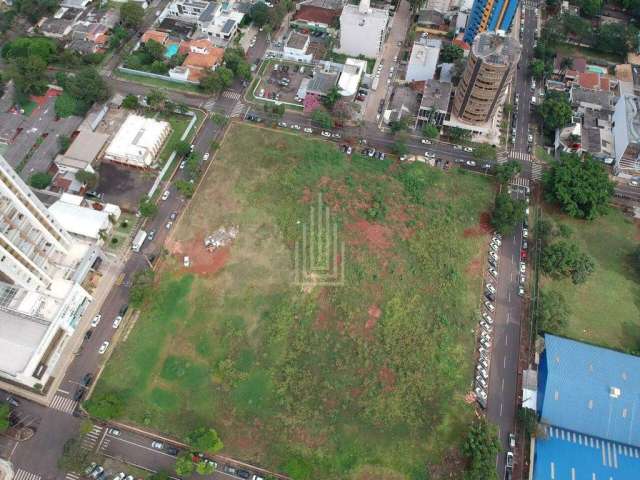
[168,236,231,276]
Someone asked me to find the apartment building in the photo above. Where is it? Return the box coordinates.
[463,0,519,44]
[336,0,388,58]
[0,154,96,389]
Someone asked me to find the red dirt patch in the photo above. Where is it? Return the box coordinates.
[346,220,393,252]
[301,187,313,204]
[465,257,482,277]
[166,236,230,276]
[463,211,493,237]
[378,366,396,392]
[365,304,381,331]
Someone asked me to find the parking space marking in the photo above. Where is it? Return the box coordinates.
[108,436,178,459]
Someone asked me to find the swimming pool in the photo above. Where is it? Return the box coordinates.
[165,44,179,58]
[586,65,607,75]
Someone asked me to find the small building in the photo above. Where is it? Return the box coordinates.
[55,130,109,175]
[141,29,169,45]
[38,17,74,38]
[415,79,452,128]
[175,38,224,82]
[337,58,366,97]
[336,0,389,59]
[307,70,339,97]
[292,1,342,33]
[198,3,244,44]
[104,115,171,168]
[534,334,640,480]
[165,0,211,22]
[283,31,312,62]
[49,193,120,242]
[406,38,441,83]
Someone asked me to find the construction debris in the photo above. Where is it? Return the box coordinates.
[204,226,239,251]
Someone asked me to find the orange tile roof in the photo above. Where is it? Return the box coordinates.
[452,38,470,50]
[182,44,224,69]
[576,71,610,91]
[141,30,168,45]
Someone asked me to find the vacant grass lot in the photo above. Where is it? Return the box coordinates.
[94,124,494,479]
[541,208,640,351]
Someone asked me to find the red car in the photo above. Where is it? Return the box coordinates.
[521,250,528,260]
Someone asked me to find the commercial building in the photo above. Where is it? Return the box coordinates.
[534,334,640,480]
[463,0,518,44]
[0,154,96,389]
[416,79,453,128]
[104,115,171,169]
[406,38,442,83]
[49,193,120,242]
[336,0,389,58]
[283,31,312,62]
[452,31,520,126]
[337,58,367,97]
[613,95,640,175]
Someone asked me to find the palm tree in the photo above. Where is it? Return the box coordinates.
[323,86,342,110]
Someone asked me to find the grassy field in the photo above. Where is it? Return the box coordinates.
[540,208,640,352]
[115,70,203,94]
[93,124,495,479]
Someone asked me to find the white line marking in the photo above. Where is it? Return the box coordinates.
[57,388,70,395]
[499,403,503,417]
[505,335,508,346]
[107,436,178,458]
[501,378,505,392]
[504,356,507,368]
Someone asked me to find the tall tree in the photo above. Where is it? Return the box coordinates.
[536,289,570,334]
[10,55,48,97]
[144,39,166,62]
[462,419,501,480]
[492,192,527,234]
[120,1,145,29]
[538,92,572,132]
[249,2,269,26]
[439,44,464,63]
[543,154,614,220]
[185,427,224,454]
[323,86,342,110]
[495,160,522,184]
[541,240,595,284]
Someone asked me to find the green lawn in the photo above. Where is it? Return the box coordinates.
[157,111,204,164]
[92,125,495,479]
[540,208,640,351]
[115,70,203,94]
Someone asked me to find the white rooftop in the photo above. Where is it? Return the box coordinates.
[338,58,367,97]
[49,199,111,240]
[0,310,49,376]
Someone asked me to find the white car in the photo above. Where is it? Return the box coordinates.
[321,131,332,138]
[488,250,498,261]
[478,357,490,369]
[466,160,476,167]
[112,316,122,329]
[91,314,101,327]
[494,233,502,240]
[480,337,491,349]
[528,134,534,143]
[425,151,436,158]
[166,221,173,230]
[475,387,487,400]
[484,300,495,312]
[518,286,525,297]
[464,146,474,153]
[421,139,432,145]
[151,441,164,450]
[109,428,121,436]
[525,207,530,216]
[291,124,301,130]
[482,312,494,324]
[522,228,528,238]
[161,190,170,201]
[179,161,186,169]
[489,242,499,252]
[477,366,489,379]
[476,375,488,389]
[488,267,498,278]
[453,145,463,150]
[303,127,313,133]
[480,320,492,332]
[478,346,490,359]
[631,180,639,187]
[519,262,526,274]
[331,133,341,139]
[203,152,209,161]
[486,283,496,294]
[98,341,109,354]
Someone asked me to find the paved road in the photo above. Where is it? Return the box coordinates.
[486,185,528,479]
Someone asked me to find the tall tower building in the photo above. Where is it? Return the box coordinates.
[0,154,95,389]
[464,0,519,45]
[452,31,521,126]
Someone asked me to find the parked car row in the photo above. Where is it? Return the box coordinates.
[475,232,502,408]
[187,452,266,480]
[85,464,136,480]
[361,148,385,160]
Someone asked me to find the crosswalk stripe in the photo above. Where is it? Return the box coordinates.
[13,469,41,480]
[222,90,241,100]
[65,473,80,480]
[508,150,534,162]
[49,394,78,414]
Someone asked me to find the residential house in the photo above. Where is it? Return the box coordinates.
[337,0,389,58]
[283,31,312,62]
[198,2,244,44]
[170,39,224,82]
[141,29,169,45]
[165,0,212,23]
[292,0,342,33]
[38,17,74,38]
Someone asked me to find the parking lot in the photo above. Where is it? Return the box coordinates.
[254,61,312,105]
[96,162,155,212]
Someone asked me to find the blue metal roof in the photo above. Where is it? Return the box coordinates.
[539,335,640,447]
[534,424,640,480]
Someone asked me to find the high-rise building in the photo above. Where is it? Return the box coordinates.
[337,0,389,58]
[463,0,519,44]
[0,154,96,389]
[452,31,521,126]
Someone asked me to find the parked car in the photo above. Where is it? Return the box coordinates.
[303,127,313,133]
[90,466,104,479]
[519,262,526,274]
[490,242,499,252]
[522,239,527,250]
[475,387,487,401]
[113,316,122,329]
[509,433,516,449]
[109,428,121,436]
[81,373,93,387]
[179,161,186,169]
[518,286,525,297]
[522,227,528,238]
[151,441,164,450]
[73,387,86,402]
[519,274,526,285]
[485,292,496,302]
[321,131,331,138]
[506,452,514,468]
[91,314,101,327]
[488,267,498,278]
[84,330,92,340]
[203,152,210,161]
[476,375,488,389]
[421,139,432,144]
[170,212,177,221]
[166,445,179,456]
[484,300,495,312]
[165,221,173,230]
[478,356,490,369]
[486,283,496,294]
[98,341,109,354]
[161,190,170,201]
[425,151,436,159]
[477,366,488,379]
[85,463,97,476]
[493,236,501,246]
[464,147,474,153]
[480,320,492,332]
[482,312,494,324]
[224,465,237,475]
[236,470,251,479]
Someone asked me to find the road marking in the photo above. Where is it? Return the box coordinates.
[501,378,505,392]
[13,469,41,480]
[65,473,80,480]
[504,356,507,368]
[108,436,178,458]
[505,335,508,346]
[499,403,503,417]
[57,388,70,395]
[49,394,78,414]
[508,290,511,303]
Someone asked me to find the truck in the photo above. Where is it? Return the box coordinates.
[132,230,147,252]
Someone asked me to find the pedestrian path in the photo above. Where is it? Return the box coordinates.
[222,90,242,100]
[511,175,530,190]
[81,425,104,451]
[49,394,78,414]
[531,162,544,181]
[13,469,41,480]
[508,150,534,162]
[229,102,247,118]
